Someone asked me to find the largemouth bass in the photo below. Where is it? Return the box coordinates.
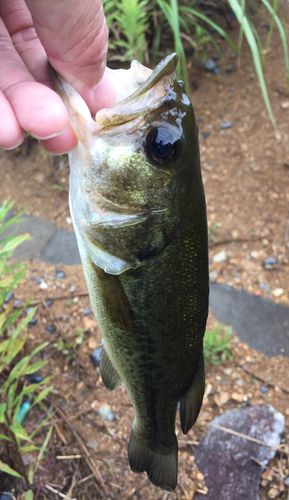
[50,54,209,491]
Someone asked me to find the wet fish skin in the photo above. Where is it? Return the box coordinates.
[50,54,209,491]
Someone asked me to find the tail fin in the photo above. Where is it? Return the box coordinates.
[128,427,178,491]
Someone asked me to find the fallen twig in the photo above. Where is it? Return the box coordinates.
[44,484,76,500]
[209,423,289,456]
[55,404,111,498]
[125,479,150,500]
[240,364,289,395]
[209,236,264,248]
[35,455,55,500]
[250,455,284,481]
[209,422,274,447]
[28,290,89,306]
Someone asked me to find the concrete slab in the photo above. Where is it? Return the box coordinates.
[2,215,57,260]
[210,283,289,357]
[38,228,81,265]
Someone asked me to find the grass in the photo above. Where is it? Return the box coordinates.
[104,0,289,129]
[0,202,54,496]
[204,325,233,365]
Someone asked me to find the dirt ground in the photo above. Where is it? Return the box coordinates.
[1,5,289,500]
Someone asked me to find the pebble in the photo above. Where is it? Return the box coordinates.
[204,59,218,72]
[281,101,289,109]
[272,288,284,297]
[98,404,116,422]
[90,347,102,367]
[267,487,279,499]
[4,291,14,303]
[83,308,92,316]
[39,281,48,290]
[263,257,277,266]
[284,476,289,486]
[56,271,65,279]
[209,270,218,283]
[196,117,202,124]
[46,325,56,333]
[213,249,227,263]
[46,300,53,307]
[37,276,44,284]
[261,385,268,393]
[203,132,210,139]
[86,441,98,450]
[259,282,271,293]
[26,307,37,326]
[221,122,233,129]
[231,392,243,403]
[30,276,36,281]
[13,299,23,309]
[27,373,45,384]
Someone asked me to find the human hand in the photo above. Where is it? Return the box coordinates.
[0,0,116,153]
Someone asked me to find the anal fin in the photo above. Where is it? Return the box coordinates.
[100,349,122,391]
[179,349,205,434]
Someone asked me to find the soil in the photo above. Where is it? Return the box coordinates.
[1,5,289,500]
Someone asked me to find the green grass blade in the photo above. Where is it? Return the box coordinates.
[260,0,289,86]
[227,0,277,132]
[180,7,239,54]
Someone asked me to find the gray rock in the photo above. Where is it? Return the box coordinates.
[210,283,289,356]
[98,404,116,422]
[221,121,233,129]
[209,270,218,283]
[2,215,57,260]
[204,59,218,72]
[194,405,284,500]
[38,228,81,265]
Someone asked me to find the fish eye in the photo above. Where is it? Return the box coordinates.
[145,127,179,165]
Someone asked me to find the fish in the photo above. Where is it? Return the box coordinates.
[50,53,209,491]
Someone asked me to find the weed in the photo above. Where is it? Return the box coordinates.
[103,0,288,128]
[54,328,85,360]
[204,325,233,365]
[0,202,53,495]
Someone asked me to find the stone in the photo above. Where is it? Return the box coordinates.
[4,291,14,303]
[83,308,92,316]
[27,373,45,384]
[209,270,218,283]
[213,249,227,263]
[194,405,284,500]
[90,347,102,366]
[45,325,56,333]
[38,228,81,265]
[221,122,233,129]
[98,404,116,422]
[204,59,218,72]
[272,288,284,297]
[209,283,289,356]
[267,487,279,498]
[86,441,98,450]
[2,215,57,260]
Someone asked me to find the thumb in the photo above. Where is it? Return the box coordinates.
[25,0,116,113]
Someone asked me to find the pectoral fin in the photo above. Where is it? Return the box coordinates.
[92,263,134,333]
[100,349,122,391]
[179,349,205,434]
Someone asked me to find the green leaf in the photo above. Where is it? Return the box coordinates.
[24,491,34,500]
[0,403,7,423]
[10,421,30,441]
[0,460,23,479]
[20,444,39,452]
[32,385,53,407]
[0,434,14,442]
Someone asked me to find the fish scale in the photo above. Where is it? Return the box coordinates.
[50,53,209,491]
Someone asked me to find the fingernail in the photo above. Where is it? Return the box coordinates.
[2,137,24,150]
[30,124,68,141]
